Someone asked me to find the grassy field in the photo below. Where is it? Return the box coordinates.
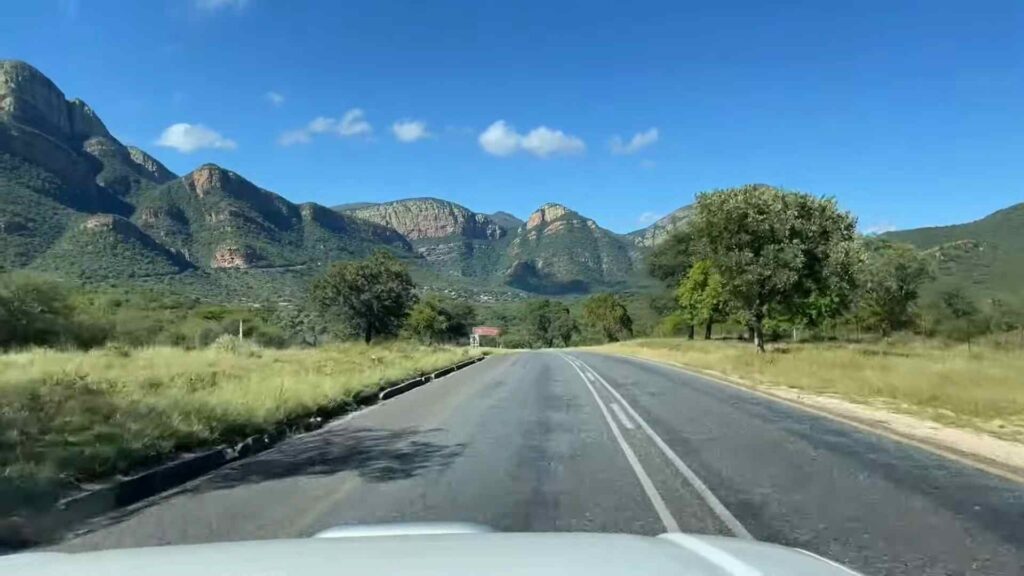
[590,338,1024,443]
[0,342,478,514]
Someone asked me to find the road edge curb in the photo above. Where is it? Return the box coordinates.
[590,350,1024,485]
[13,353,489,549]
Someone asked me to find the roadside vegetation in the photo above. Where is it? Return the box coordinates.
[3,184,1022,518]
[0,342,477,515]
[592,337,1024,443]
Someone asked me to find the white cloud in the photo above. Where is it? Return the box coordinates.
[265,91,285,107]
[521,126,585,157]
[478,120,585,158]
[195,0,248,11]
[339,108,372,136]
[308,116,338,134]
[637,211,661,225]
[392,120,431,143]
[278,108,373,146]
[277,129,311,146]
[478,121,521,156]
[862,222,896,235]
[610,127,659,155]
[155,123,236,153]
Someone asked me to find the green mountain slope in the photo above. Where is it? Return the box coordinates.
[505,204,639,294]
[31,214,191,280]
[343,197,513,279]
[0,58,679,301]
[132,164,412,269]
[881,203,1024,304]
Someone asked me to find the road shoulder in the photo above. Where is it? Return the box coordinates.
[589,350,1024,485]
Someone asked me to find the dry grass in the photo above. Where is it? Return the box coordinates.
[0,342,478,512]
[590,338,1024,443]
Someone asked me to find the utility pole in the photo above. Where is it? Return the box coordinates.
[239,319,244,341]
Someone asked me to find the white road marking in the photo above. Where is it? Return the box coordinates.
[558,353,681,532]
[659,533,763,576]
[570,354,754,540]
[610,402,635,429]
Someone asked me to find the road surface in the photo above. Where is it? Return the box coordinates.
[56,351,1024,575]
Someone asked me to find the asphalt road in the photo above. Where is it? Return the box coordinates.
[56,351,1024,575]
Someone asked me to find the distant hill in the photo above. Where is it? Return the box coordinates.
[0,60,414,300]
[488,211,524,231]
[332,201,378,212]
[881,203,1024,305]
[626,205,693,248]
[0,58,742,301]
[504,203,639,294]
[338,199,645,294]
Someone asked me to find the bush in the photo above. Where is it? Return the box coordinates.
[0,273,111,350]
[209,334,261,355]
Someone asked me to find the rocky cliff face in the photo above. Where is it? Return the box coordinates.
[0,60,110,142]
[0,60,167,210]
[349,198,506,240]
[525,203,572,230]
[505,203,638,293]
[627,205,693,247]
[127,146,176,183]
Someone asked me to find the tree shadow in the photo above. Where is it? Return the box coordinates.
[61,425,465,540]
[195,425,465,491]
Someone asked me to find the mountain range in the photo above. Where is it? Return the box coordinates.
[0,59,1020,306]
[0,60,686,301]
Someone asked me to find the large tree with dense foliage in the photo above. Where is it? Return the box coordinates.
[520,299,578,348]
[581,293,633,343]
[853,239,933,336]
[309,250,416,344]
[676,260,728,340]
[691,184,859,352]
[647,228,697,285]
[405,295,477,344]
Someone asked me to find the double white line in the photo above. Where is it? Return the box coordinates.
[558,352,752,540]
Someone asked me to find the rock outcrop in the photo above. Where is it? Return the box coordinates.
[0,60,110,142]
[627,205,693,247]
[127,146,176,183]
[211,246,258,269]
[526,203,572,230]
[349,198,506,240]
[186,164,233,199]
[0,60,170,207]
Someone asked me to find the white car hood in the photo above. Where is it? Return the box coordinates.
[3,532,861,576]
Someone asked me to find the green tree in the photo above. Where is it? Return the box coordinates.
[309,250,416,344]
[405,296,450,344]
[676,260,728,340]
[854,239,933,337]
[647,228,697,285]
[406,296,478,344]
[581,293,633,343]
[273,305,328,346]
[938,287,987,351]
[691,184,859,352]
[647,229,698,339]
[521,299,578,348]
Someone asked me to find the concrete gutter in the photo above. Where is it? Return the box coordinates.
[9,354,488,549]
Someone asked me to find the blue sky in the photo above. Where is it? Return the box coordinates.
[2,0,1022,233]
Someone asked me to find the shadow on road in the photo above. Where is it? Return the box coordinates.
[201,425,465,490]
[65,425,465,539]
